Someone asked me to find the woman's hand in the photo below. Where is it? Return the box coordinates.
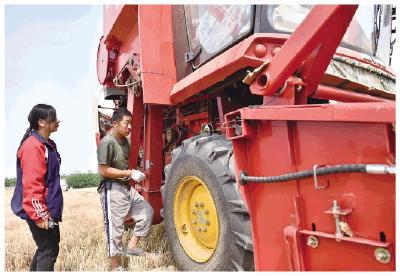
[36,219,49,230]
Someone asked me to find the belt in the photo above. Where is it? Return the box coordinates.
[98,180,131,192]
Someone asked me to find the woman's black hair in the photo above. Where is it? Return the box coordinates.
[19,104,57,147]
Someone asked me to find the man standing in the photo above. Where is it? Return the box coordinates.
[97,108,154,271]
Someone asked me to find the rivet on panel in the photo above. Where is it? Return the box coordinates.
[253,43,267,58]
[271,46,281,56]
[307,235,319,248]
[375,248,391,264]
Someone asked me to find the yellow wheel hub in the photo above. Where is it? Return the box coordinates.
[173,176,219,262]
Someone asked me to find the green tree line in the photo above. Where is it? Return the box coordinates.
[4,172,100,189]
[5,178,16,187]
[65,173,100,189]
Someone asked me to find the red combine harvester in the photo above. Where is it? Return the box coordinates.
[95,5,396,271]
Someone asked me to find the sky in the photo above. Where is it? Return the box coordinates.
[4,5,103,177]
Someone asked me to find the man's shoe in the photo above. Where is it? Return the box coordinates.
[114,266,126,271]
[124,247,145,256]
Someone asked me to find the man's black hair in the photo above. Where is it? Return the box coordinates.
[112,108,132,122]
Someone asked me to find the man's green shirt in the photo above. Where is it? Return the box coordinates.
[97,133,131,185]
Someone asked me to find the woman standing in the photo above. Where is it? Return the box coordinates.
[11,104,63,271]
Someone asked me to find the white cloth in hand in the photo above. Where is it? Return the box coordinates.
[131,170,145,182]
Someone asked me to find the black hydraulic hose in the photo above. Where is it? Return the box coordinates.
[240,164,395,184]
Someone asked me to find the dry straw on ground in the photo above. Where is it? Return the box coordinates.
[4,187,177,271]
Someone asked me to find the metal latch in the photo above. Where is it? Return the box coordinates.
[324,200,353,241]
[242,60,270,85]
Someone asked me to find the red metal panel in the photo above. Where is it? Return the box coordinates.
[243,121,300,270]
[138,5,176,105]
[143,105,164,224]
[294,123,395,271]
[101,5,140,81]
[117,19,140,74]
[227,104,395,270]
[140,72,175,105]
[104,5,138,47]
[238,102,395,123]
[127,91,144,183]
[103,5,124,38]
[170,34,288,103]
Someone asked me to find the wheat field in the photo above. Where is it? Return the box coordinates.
[4,187,177,271]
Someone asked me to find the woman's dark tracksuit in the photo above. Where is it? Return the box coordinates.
[11,131,63,271]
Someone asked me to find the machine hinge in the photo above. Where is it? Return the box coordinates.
[184,45,202,63]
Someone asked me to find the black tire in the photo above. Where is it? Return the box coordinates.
[163,134,254,271]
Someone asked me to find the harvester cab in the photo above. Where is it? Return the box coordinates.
[175,5,395,95]
[181,5,394,69]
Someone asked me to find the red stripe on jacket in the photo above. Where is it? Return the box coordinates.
[18,135,50,223]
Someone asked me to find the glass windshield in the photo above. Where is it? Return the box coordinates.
[184,5,253,66]
[266,5,393,66]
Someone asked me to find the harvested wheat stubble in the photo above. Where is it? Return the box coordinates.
[4,187,177,271]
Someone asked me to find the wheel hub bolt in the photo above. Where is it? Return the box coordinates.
[194,202,199,207]
[196,227,202,232]
[181,224,188,234]
[192,220,197,224]
[204,210,209,215]
[192,209,196,214]
[199,202,204,207]
[205,220,210,225]
[202,228,207,232]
